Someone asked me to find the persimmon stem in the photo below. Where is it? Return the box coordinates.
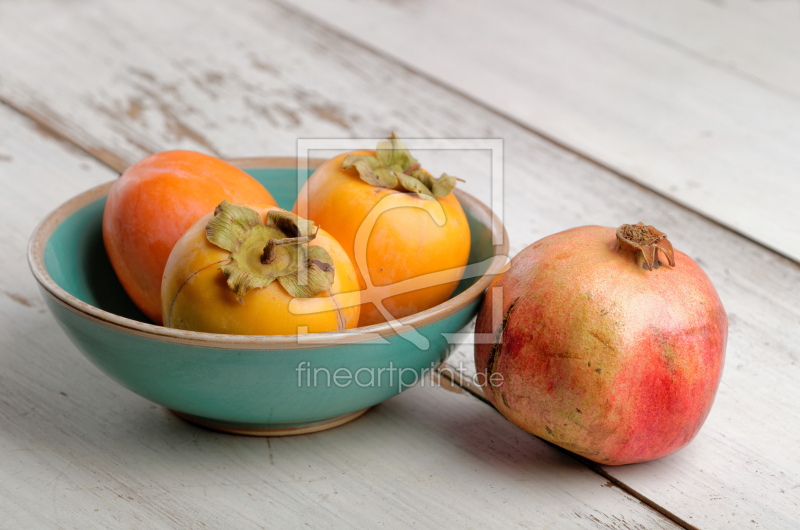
[261,228,319,264]
[404,163,420,174]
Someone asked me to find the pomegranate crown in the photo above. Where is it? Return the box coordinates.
[616,223,676,271]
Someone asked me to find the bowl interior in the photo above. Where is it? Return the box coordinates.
[44,167,496,323]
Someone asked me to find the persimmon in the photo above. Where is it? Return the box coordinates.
[293,133,471,327]
[103,150,277,324]
[161,202,360,335]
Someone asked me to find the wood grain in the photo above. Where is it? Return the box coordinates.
[0,0,798,527]
[0,104,680,528]
[279,0,800,264]
[578,0,800,100]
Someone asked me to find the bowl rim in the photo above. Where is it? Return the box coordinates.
[28,157,509,350]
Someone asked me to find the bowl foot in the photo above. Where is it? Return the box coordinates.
[170,407,371,436]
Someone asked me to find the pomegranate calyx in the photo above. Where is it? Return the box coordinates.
[205,201,335,300]
[341,132,459,199]
[616,223,676,271]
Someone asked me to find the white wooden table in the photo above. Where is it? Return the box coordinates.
[1,1,798,528]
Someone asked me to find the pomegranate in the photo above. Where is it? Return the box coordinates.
[475,223,727,465]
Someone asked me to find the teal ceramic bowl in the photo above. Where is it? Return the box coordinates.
[29,158,508,435]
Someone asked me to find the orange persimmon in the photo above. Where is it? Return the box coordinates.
[103,151,276,324]
[162,202,360,335]
[293,133,471,327]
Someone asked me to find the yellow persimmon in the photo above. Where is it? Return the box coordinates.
[161,202,360,335]
[293,133,471,327]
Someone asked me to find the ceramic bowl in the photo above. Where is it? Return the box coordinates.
[29,158,508,435]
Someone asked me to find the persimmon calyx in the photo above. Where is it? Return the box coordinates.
[341,132,460,200]
[206,201,335,300]
[616,222,676,271]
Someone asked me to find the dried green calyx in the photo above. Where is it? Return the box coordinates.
[342,132,460,200]
[616,223,676,271]
[206,201,335,301]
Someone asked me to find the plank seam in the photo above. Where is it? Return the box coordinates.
[0,96,126,174]
[563,0,800,105]
[582,461,702,530]
[268,0,800,272]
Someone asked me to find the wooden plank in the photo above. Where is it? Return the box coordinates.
[0,0,798,526]
[576,0,800,100]
[0,106,680,527]
[278,0,800,263]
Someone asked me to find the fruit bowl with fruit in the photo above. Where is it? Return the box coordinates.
[29,151,507,436]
